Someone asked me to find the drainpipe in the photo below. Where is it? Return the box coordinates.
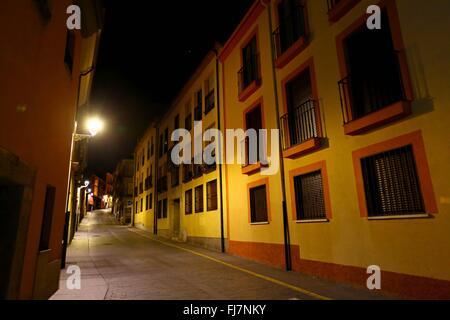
[212,47,226,253]
[264,0,292,271]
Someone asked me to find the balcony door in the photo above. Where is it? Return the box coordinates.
[277,0,306,53]
[344,9,403,119]
[285,68,317,146]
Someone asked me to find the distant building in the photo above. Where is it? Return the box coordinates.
[0,0,103,299]
[131,0,450,299]
[90,175,106,210]
[112,160,135,224]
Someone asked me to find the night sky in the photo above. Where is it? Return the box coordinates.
[87,0,254,178]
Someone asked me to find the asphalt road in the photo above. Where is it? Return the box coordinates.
[50,209,388,300]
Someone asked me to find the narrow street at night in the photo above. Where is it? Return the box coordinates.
[2,0,450,311]
[51,209,386,300]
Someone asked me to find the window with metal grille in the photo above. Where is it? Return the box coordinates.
[207,180,218,211]
[195,185,204,213]
[294,171,326,220]
[249,185,268,223]
[185,189,193,215]
[361,145,424,217]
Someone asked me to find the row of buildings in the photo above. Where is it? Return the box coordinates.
[0,0,103,299]
[132,0,450,299]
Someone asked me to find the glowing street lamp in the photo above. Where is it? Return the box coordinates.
[86,117,104,137]
[84,180,90,187]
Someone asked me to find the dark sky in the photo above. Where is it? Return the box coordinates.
[87,0,254,178]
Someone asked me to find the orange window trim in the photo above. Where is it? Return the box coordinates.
[241,96,267,176]
[289,160,332,220]
[247,177,272,224]
[280,57,323,152]
[352,130,438,217]
[335,0,414,125]
[238,27,262,102]
[273,0,310,69]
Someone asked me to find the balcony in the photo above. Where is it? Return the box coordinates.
[157,176,168,193]
[280,99,323,158]
[338,52,411,135]
[204,90,215,115]
[144,176,152,190]
[273,4,308,69]
[327,0,361,23]
[238,53,261,102]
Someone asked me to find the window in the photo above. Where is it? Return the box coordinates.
[145,195,149,210]
[281,64,322,152]
[337,5,411,135]
[135,201,138,214]
[244,105,263,166]
[39,186,56,251]
[205,76,215,114]
[273,0,308,61]
[238,36,260,97]
[171,165,179,187]
[140,198,143,212]
[185,102,192,131]
[183,163,193,182]
[157,199,168,219]
[64,31,75,73]
[185,190,193,215]
[195,185,204,213]
[294,171,326,220]
[361,145,424,217]
[249,185,268,223]
[207,180,218,211]
[147,141,151,160]
[194,90,203,121]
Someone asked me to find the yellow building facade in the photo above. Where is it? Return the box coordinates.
[133,124,158,232]
[134,51,227,251]
[219,0,450,299]
[133,0,450,299]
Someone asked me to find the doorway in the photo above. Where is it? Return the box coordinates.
[0,148,36,299]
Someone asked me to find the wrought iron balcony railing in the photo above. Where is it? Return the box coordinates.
[338,51,406,125]
[272,3,307,59]
[280,99,321,150]
[238,53,261,95]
